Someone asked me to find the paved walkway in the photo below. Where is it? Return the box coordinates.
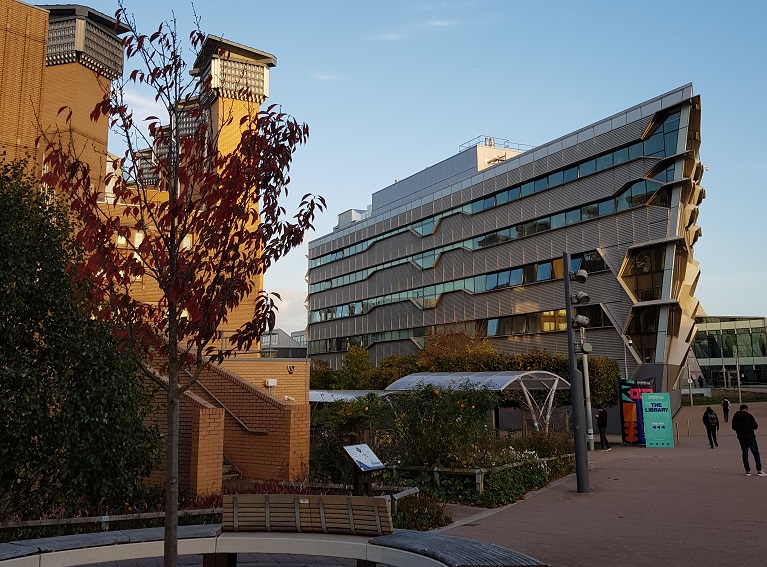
[438,401,767,567]
[88,401,767,567]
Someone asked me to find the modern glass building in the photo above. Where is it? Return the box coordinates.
[692,317,767,386]
[307,84,706,412]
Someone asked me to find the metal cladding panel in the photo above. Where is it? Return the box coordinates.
[515,281,563,313]
[517,162,535,183]
[579,220,601,248]
[588,273,627,304]
[435,291,474,324]
[560,145,579,167]
[364,263,419,297]
[370,340,418,362]
[601,242,626,275]
[630,158,660,180]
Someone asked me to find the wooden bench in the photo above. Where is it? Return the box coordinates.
[223,493,393,536]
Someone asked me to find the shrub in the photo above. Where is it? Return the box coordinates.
[392,493,452,531]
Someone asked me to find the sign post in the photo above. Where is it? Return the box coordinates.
[641,393,674,448]
[343,444,384,496]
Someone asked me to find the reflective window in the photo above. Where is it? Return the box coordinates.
[596,153,613,171]
[548,170,564,187]
[534,178,548,192]
[536,262,552,281]
[579,159,596,176]
[566,209,581,225]
[523,264,537,284]
[599,200,615,216]
[563,166,578,183]
[582,203,599,220]
[614,147,629,165]
[509,268,523,286]
[551,212,566,229]
[521,182,535,197]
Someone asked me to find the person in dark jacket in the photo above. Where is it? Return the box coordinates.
[731,404,766,476]
[722,398,731,422]
[702,406,719,448]
[596,407,610,451]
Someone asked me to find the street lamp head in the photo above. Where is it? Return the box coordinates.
[626,336,633,346]
[570,269,588,284]
[571,290,590,305]
[572,315,590,328]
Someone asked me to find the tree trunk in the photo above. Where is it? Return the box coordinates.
[164,337,179,567]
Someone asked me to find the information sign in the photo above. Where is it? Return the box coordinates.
[343,444,385,471]
[641,393,674,448]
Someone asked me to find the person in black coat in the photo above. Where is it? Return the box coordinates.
[722,398,731,422]
[596,407,610,451]
[702,406,719,448]
[731,404,765,476]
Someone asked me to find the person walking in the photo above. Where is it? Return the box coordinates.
[731,404,766,476]
[722,398,731,422]
[596,407,611,451]
[702,406,719,448]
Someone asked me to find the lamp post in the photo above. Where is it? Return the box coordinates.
[624,336,633,381]
[564,251,590,493]
[580,327,595,451]
[735,330,743,405]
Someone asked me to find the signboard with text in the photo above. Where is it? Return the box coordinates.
[343,444,385,471]
[641,393,674,448]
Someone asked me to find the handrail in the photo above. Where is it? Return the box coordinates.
[184,369,268,435]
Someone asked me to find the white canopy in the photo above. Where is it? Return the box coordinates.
[309,390,387,403]
[384,371,570,432]
[384,371,569,392]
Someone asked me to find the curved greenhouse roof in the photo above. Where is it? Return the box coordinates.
[384,371,569,392]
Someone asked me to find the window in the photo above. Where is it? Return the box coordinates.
[563,166,578,183]
[551,212,566,229]
[548,170,564,187]
[536,262,552,282]
[534,178,548,193]
[581,203,599,220]
[566,209,581,225]
[579,159,596,176]
[596,153,613,171]
[521,182,535,197]
[523,264,537,284]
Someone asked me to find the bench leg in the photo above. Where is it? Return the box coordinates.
[203,553,237,567]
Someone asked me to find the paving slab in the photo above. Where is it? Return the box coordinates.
[438,401,767,567]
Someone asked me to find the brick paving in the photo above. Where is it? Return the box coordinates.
[438,401,767,567]
[90,401,767,567]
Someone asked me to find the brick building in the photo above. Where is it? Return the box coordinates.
[1,0,309,494]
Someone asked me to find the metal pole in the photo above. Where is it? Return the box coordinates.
[735,331,742,404]
[581,328,594,451]
[564,251,589,493]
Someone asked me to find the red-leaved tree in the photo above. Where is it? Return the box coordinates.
[39,6,324,566]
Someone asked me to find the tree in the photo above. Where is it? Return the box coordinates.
[39,7,324,566]
[0,158,159,521]
[334,346,377,389]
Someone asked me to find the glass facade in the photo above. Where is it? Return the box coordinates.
[693,318,767,385]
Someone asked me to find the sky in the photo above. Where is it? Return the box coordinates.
[85,0,767,333]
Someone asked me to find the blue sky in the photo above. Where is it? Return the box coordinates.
[86,0,767,333]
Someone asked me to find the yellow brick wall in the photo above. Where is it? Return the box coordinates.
[190,406,225,495]
[210,96,264,341]
[0,0,47,161]
[220,358,310,404]
[41,63,111,189]
[192,363,310,481]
